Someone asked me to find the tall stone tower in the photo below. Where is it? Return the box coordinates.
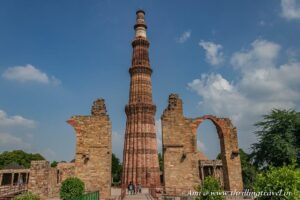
[122,10,160,187]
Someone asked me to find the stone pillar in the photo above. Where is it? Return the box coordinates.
[200,166,204,184]
[28,160,50,200]
[0,173,3,186]
[68,99,112,199]
[219,124,243,191]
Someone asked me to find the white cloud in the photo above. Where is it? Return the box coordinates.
[281,0,300,20]
[231,39,281,71]
[0,110,36,128]
[0,132,31,150]
[176,30,191,43]
[2,64,60,85]
[197,140,206,152]
[199,41,224,66]
[188,39,300,152]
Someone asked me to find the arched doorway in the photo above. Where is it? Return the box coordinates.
[162,94,243,192]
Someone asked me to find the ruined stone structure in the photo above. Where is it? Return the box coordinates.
[0,161,75,199]
[68,99,112,199]
[162,94,243,191]
[27,160,64,199]
[122,10,160,187]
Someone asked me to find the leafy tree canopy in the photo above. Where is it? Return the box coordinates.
[251,109,300,169]
[0,150,44,169]
[112,153,122,183]
[254,163,300,200]
[239,149,257,190]
[51,161,58,168]
[195,176,225,200]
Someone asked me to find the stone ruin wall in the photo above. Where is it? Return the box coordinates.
[68,99,112,199]
[27,160,75,200]
[28,161,51,199]
[161,95,201,190]
[162,94,243,192]
[25,99,111,200]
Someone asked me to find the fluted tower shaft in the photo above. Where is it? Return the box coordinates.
[122,10,160,187]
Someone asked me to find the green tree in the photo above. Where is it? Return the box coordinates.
[60,177,84,200]
[13,192,40,200]
[112,153,122,183]
[251,109,300,169]
[51,161,58,168]
[254,164,300,200]
[195,176,225,200]
[0,150,44,169]
[158,153,163,172]
[239,149,257,190]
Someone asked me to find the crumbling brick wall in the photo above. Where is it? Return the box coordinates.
[68,99,112,199]
[162,94,243,191]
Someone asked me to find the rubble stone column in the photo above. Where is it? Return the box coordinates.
[28,160,50,200]
[68,99,112,199]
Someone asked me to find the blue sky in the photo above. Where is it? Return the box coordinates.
[1,0,300,161]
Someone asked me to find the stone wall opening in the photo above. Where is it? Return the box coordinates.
[196,120,220,160]
[1,173,12,186]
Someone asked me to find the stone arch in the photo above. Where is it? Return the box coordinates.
[192,115,242,191]
[162,94,243,192]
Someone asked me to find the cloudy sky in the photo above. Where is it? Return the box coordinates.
[0,0,300,161]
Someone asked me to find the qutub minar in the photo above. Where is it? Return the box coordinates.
[0,9,243,200]
[121,10,161,187]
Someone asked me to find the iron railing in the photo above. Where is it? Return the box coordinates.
[72,191,100,200]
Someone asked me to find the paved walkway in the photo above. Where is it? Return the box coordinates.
[123,193,153,200]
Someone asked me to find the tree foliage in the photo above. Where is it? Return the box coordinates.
[254,164,300,200]
[195,176,225,200]
[158,153,163,172]
[60,177,84,200]
[13,192,40,200]
[0,150,44,169]
[51,161,58,168]
[239,149,257,189]
[251,109,300,169]
[112,153,122,183]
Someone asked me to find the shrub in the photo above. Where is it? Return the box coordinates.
[195,176,225,200]
[13,192,40,200]
[60,177,84,200]
[254,164,300,200]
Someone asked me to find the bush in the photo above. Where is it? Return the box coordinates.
[195,176,225,200]
[254,164,300,200]
[60,177,84,200]
[13,192,40,200]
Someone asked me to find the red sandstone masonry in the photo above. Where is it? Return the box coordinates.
[162,94,243,192]
[68,99,112,199]
[122,10,160,188]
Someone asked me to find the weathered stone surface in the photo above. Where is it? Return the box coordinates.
[122,10,160,187]
[162,94,243,191]
[68,98,112,199]
[28,161,51,200]
[57,162,75,183]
